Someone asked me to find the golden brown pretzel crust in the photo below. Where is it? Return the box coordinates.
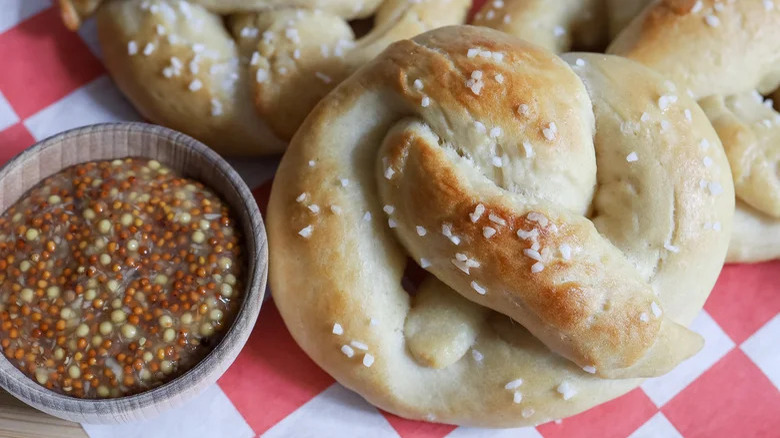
[268,26,733,427]
[609,0,780,262]
[473,0,654,53]
[65,0,469,155]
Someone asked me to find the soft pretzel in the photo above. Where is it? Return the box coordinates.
[473,0,654,53]
[608,0,780,262]
[268,26,733,426]
[68,0,468,155]
[59,0,384,30]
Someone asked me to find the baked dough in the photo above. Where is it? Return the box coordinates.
[609,0,780,262]
[473,0,654,53]
[268,26,733,427]
[60,0,470,155]
[59,0,384,30]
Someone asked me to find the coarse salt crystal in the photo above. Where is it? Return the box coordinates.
[489,213,506,226]
[523,248,542,262]
[332,323,343,335]
[298,225,313,238]
[517,104,530,116]
[559,244,572,260]
[582,365,597,374]
[527,212,548,227]
[626,152,639,162]
[470,204,485,223]
[658,95,677,110]
[522,141,534,157]
[516,228,538,240]
[416,226,427,236]
[543,122,557,141]
[651,301,662,318]
[420,258,431,268]
[256,69,269,83]
[341,345,354,357]
[471,281,486,295]
[362,354,374,367]
[504,379,523,390]
[531,262,544,273]
[350,340,368,350]
[143,43,155,56]
[557,381,576,400]
[483,227,496,239]
[188,79,202,92]
[705,15,720,27]
[709,181,724,196]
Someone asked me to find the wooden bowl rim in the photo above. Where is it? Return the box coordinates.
[0,122,268,423]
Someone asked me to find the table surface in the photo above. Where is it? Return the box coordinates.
[0,390,86,438]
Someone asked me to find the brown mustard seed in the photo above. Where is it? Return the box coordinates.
[0,159,244,399]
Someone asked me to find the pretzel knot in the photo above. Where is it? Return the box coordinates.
[65,0,468,155]
[473,0,653,53]
[608,0,780,262]
[269,26,733,426]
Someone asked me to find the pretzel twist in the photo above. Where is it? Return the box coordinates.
[473,0,653,53]
[608,0,780,262]
[268,26,733,426]
[64,0,468,155]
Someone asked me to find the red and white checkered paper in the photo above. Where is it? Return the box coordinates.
[1,1,778,437]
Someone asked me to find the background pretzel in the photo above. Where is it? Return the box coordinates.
[268,26,733,426]
[473,0,653,53]
[61,0,469,155]
[608,0,780,262]
[59,0,386,31]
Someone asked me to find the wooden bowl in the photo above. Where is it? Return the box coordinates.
[0,123,268,424]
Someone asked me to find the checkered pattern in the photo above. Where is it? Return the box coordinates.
[1,2,778,437]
